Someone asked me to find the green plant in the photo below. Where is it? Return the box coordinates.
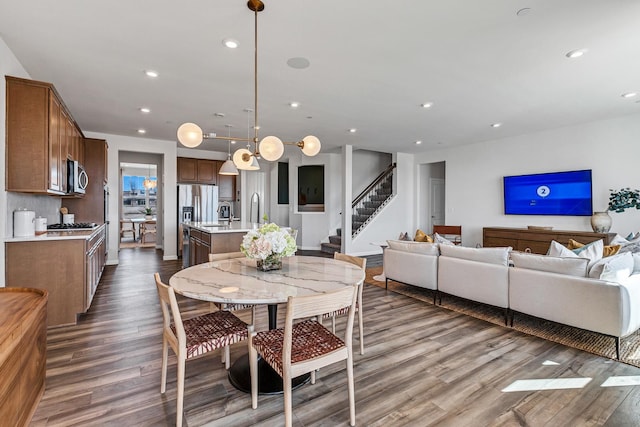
[140,207,154,215]
[608,188,640,213]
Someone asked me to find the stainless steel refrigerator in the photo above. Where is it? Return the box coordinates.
[178,184,219,266]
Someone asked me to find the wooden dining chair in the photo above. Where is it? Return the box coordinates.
[140,220,157,244]
[324,252,367,355]
[154,273,250,427]
[248,285,359,427]
[119,219,135,242]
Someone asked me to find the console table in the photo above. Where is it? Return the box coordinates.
[483,227,616,254]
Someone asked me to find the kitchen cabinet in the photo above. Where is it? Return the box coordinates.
[177,157,219,185]
[5,225,107,326]
[218,163,236,201]
[189,229,211,265]
[0,288,48,427]
[6,76,84,195]
[65,138,108,223]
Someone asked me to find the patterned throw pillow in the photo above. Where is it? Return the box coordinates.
[414,229,433,243]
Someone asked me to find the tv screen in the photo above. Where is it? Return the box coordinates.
[503,170,593,216]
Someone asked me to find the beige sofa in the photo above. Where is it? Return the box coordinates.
[383,240,439,303]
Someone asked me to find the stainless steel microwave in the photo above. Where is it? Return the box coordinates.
[67,159,88,194]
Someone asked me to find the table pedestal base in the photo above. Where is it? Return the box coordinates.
[228,353,310,395]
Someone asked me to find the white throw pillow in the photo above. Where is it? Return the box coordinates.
[588,252,634,282]
[547,240,577,257]
[571,239,603,268]
[511,252,589,277]
[433,232,455,246]
[439,244,511,266]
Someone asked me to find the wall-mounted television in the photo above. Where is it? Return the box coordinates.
[503,169,593,216]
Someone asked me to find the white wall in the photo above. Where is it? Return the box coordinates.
[352,150,393,196]
[415,112,640,247]
[85,131,178,264]
[1,37,32,287]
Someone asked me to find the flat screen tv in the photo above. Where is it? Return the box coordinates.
[503,169,593,216]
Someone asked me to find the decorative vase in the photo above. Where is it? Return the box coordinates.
[145,214,153,220]
[590,211,612,233]
[256,255,282,271]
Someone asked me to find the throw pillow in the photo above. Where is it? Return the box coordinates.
[511,252,589,277]
[588,252,634,282]
[568,238,621,257]
[414,229,433,243]
[433,232,455,246]
[569,239,604,268]
[547,240,577,258]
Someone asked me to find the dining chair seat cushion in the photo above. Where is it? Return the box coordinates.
[252,319,346,376]
[172,310,249,359]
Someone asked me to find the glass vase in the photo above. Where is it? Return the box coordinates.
[256,255,282,271]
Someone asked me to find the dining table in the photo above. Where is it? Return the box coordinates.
[169,255,365,394]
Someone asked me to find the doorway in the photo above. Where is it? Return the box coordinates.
[418,161,445,233]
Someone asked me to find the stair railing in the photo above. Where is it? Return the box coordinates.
[351,163,396,237]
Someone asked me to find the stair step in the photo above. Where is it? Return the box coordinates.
[364,201,383,209]
[356,207,376,215]
[320,242,340,254]
[329,235,342,245]
[370,194,389,202]
[352,214,369,222]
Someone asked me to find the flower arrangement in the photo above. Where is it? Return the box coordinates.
[240,222,297,270]
[609,188,640,213]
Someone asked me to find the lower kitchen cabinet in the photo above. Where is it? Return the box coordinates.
[5,225,107,327]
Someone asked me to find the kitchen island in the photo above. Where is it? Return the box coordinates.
[5,224,107,326]
[182,221,257,266]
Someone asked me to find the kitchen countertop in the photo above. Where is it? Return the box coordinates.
[182,221,259,234]
[5,223,106,243]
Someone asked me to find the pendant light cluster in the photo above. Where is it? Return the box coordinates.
[176,0,321,170]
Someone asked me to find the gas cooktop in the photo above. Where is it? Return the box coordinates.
[47,222,98,230]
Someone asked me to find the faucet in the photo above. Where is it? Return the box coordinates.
[217,201,232,221]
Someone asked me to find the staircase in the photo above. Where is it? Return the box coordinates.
[321,228,342,254]
[320,163,396,253]
[351,163,396,238]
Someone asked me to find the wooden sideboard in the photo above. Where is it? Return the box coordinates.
[0,288,48,427]
[483,227,616,254]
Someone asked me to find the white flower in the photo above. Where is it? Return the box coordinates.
[240,223,297,260]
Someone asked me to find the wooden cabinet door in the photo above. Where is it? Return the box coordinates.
[177,157,197,183]
[48,94,63,192]
[197,159,217,184]
[218,161,235,201]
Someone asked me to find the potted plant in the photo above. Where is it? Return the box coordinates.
[592,188,640,233]
[140,207,154,219]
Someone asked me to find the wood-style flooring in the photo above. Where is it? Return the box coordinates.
[31,248,640,426]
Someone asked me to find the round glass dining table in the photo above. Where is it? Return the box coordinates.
[169,255,365,394]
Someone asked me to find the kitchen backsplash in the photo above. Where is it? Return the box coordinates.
[6,193,62,237]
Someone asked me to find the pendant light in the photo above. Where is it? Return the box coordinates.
[219,125,239,176]
[176,0,321,165]
[143,164,157,189]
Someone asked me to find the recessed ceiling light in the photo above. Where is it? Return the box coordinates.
[287,57,310,69]
[415,140,422,145]
[348,128,357,133]
[421,102,433,108]
[223,38,239,49]
[491,123,502,128]
[137,129,147,134]
[621,92,638,98]
[289,102,300,108]
[144,70,158,78]
[139,107,151,113]
[565,49,587,59]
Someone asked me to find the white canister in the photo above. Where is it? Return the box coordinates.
[14,209,36,237]
[35,217,48,235]
[62,214,75,224]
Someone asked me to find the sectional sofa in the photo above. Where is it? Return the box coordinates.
[382,239,640,359]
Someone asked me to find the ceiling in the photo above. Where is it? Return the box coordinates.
[1,0,639,156]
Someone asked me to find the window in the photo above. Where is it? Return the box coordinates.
[278,162,289,205]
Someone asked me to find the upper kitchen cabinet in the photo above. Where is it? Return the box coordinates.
[217,162,236,201]
[6,76,84,195]
[177,157,217,185]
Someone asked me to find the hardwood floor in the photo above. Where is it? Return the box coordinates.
[31,248,640,426]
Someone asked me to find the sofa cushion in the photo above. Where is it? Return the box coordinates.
[433,232,455,246]
[588,252,634,282]
[414,229,433,243]
[547,240,577,257]
[439,244,511,266]
[386,240,440,255]
[548,239,603,269]
[511,251,589,277]
[633,253,640,274]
